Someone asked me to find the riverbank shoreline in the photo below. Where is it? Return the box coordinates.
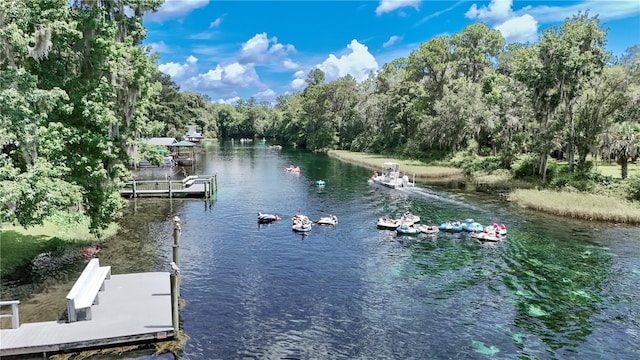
[328,150,640,225]
[328,150,465,185]
[0,213,117,278]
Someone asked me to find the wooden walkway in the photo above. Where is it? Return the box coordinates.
[0,272,174,357]
[121,174,216,198]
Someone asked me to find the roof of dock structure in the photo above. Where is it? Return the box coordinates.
[144,137,177,146]
[171,140,197,147]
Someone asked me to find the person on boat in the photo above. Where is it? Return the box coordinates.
[371,171,378,179]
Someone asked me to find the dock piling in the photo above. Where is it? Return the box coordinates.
[170,262,180,331]
[172,216,181,300]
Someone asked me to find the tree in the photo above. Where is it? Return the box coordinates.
[599,122,640,179]
[574,66,630,169]
[0,0,83,227]
[511,13,608,182]
[482,71,533,166]
[305,68,325,87]
[451,22,504,83]
[421,78,488,153]
[554,13,608,169]
[1,0,164,233]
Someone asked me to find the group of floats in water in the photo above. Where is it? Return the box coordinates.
[377,212,507,242]
[258,212,337,233]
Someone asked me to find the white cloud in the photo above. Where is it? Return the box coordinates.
[189,32,216,40]
[520,0,640,23]
[254,89,276,100]
[283,59,299,70]
[317,40,379,82]
[209,17,222,28]
[291,78,306,90]
[185,62,260,92]
[466,0,640,44]
[495,14,538,44]
[158,56,199,79]
[383,35,401,48]
[465,0,513,22]
[158,61,194,79]
[376,0,421,15]
[239,33,296,64]
[240,33,270,62]
[290,71,306,90]
[147,41,169,54]
[216,96,240,105]
[145,0,209,22]
[416,0,466,26]
[466,0,538,44]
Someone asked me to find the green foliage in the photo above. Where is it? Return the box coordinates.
[512,154,539,179]
[449,149,502,177]
[0,0,163,234]
[626,175,640,201]
[547,163,615,192]
[1,5,635,234]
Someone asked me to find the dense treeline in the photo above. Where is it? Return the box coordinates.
[1,2,638,234]
[1,0,166,233]
[200,15,639,182]
[211,15,639,193]
[215,17,638,173]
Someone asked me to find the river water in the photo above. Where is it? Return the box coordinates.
[5,141,640,359]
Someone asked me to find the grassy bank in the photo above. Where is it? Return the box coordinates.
[328,150,640,224]
[0,212,118,277]
[328,150,464,183]
[509,189,640,224]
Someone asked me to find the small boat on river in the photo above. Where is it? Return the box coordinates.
[368,162,414,189]
[490,223,507,235]
[461,219,484,232]
[418,224,439,234]
[472,230,503,242]
[316,215,337,226]
[315,180,326,187]
[285,165,301,173]
[396,223,421,235]
[377,217,400,230]
[401,211,420,223]
[439,221,463,232]
[292,221,312,232]
[292,214,312,232]
[258,212,280,223]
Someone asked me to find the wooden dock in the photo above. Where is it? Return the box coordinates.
[0,272,174,358]
[121,174,216,198]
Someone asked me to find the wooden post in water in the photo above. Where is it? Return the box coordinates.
[169,180,172,198]
[132,179,137,198]
[170,262,179,331]
[172,215,181,297]
[172,215,181,268]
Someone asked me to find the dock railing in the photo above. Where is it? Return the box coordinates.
[0,300,20,329]
[122,174,216,198]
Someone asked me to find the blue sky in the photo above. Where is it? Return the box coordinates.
[143,0,640,104]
